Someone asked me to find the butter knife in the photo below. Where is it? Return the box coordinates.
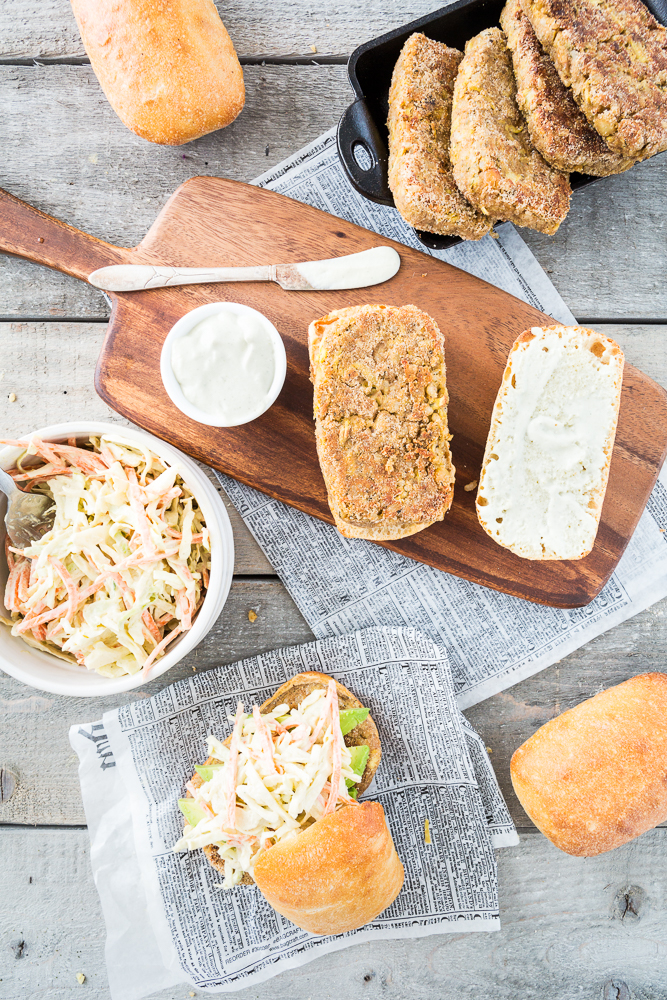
[88,246,400,292]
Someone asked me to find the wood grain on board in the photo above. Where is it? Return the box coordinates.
[1,178,666,606]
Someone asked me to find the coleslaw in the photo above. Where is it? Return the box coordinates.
[1,433,210,677]
[174,680,371,887]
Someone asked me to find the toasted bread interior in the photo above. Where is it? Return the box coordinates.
[185,670,381,879]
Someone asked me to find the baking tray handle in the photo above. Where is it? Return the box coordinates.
[645,0,667,22]
[337,98,393,206]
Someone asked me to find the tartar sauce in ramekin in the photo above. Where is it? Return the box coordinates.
[170,309,278,425]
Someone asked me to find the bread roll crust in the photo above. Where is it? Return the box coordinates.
[511,673,667,856]
[70,0,245,145]
[253,801,405,935]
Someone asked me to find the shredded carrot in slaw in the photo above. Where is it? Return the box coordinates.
[0,434,210,677]
[174,686,364,888]
[321,680,342,817]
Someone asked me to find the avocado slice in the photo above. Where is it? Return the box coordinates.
[339,707,370,736]
[345,743,370,796]
[348,744,370,777]
[194,764,224,783]
[178,798,208,828]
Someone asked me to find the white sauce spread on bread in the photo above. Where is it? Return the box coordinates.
[171,310,276,425]
[476,325,624,560]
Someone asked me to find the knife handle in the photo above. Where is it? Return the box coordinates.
[88,264,275,292]
[0,187,129,280]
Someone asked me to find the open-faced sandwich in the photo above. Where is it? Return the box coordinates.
[174,671,404,935]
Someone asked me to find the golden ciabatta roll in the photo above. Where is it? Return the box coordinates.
[70,0,245,145]
[511,673,667,856]
[253,801,404,935]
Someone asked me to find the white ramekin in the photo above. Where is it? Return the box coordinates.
[160,301,287,427]
[0,421,234,697]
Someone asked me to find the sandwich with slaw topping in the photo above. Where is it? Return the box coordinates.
[174,671,404,934]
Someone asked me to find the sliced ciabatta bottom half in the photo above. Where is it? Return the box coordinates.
[476,325,624,560]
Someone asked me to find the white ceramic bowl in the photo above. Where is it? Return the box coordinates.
[0,421,234,697]
[160,301,287,427]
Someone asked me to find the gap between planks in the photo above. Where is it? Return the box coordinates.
[0,0,442,61]
[0,64,665,319]
[0,55,350,67]
[3,315,667,324]
[2,824,667,1000]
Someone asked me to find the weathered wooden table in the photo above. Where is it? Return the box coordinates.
[1,3,666,997]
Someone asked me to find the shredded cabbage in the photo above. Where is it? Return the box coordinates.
[1,433,210,677]
[174,681,367,887]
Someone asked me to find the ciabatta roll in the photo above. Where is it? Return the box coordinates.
[70,0,245,145]
[253,801,404,935]
[511,673,667,856]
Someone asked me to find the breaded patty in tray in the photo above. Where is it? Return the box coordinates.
[521,0,667,159]
[500,0,636,175]
[450,27,571,234]
[308,304,455,541]
[387,33,493,241]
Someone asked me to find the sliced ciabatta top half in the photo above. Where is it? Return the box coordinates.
[253,800,404,935]
[476,325,624,560]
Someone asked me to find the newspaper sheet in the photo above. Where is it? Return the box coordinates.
[215,127,667,711]
[71,627,518,1000]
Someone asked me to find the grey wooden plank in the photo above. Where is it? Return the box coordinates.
[2,574,667,826]
[595,323,667,385]
[0,63,351,318]
[522,156,667,321]
[466,598,667,826]
[0,0,439,59]
[0,65,666,320]
[0,321,273,574]
[0,578,313,826]
[1,825,666,998]
[0,324,666,826]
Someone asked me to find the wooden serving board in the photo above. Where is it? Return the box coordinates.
[2,178,666,608]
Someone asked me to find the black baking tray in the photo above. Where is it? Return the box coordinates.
[337,0,667,249]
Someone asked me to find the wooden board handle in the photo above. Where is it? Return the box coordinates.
[0,187,128,282]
